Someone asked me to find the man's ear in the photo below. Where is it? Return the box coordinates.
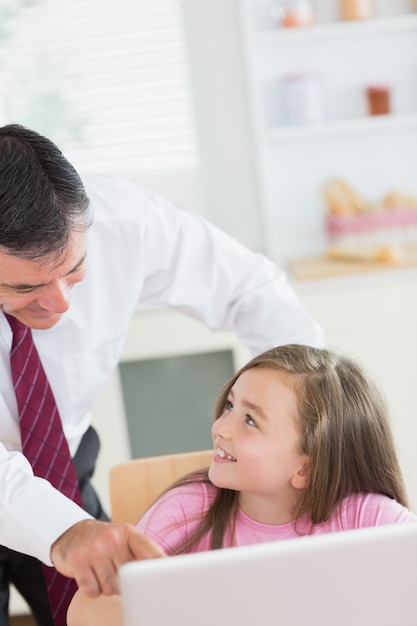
[291,458,310,490]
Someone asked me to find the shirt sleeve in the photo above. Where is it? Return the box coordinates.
[0,448,92,565]
[121,180,325,355]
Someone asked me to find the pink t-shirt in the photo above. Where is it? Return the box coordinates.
[136,481,417,554]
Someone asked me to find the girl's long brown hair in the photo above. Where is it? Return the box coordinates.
[161,345,408,555]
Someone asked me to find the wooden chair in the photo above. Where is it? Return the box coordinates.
[109,449,213,524]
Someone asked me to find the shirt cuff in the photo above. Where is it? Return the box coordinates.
[1,478,93,565]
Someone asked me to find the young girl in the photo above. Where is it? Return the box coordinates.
[67,344,417,625]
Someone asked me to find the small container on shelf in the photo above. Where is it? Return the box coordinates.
[366,84,391,116]
[279,71,324,126]
[339,0,375,21]
[270,0,316,28]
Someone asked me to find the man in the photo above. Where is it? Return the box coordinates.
[0,124,324,625]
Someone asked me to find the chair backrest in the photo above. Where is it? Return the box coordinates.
[109,449,213,524]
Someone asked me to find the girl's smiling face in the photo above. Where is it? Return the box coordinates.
[208,367,309,524]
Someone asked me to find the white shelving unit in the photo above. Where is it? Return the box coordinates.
[240,0,417,264]
[180,0,417,265]
[254,11,417,43]
[267,111,417,142]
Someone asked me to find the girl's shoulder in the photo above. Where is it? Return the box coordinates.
[134,478,218,553]
[331,492,417,531]
[137,478,217,533]
[152,478,218,511]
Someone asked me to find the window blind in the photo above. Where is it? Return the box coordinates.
[0,0,198,175]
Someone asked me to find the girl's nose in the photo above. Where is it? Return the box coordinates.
[212,414,233,440]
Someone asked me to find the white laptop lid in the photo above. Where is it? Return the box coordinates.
[119,522,417,626]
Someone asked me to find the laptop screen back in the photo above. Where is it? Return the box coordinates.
[120,522,417,626]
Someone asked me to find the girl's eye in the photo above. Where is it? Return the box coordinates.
[245,415,257,427]
[225,400,233,411]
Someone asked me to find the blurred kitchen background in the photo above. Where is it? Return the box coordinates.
[2,1,417,618]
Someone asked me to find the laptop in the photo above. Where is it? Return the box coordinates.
[119,522,417,626]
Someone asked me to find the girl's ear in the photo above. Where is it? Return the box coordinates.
[291,458,310,490]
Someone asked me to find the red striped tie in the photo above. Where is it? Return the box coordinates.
[6,313,82,626]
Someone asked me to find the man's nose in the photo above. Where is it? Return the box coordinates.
[38,280,72,313]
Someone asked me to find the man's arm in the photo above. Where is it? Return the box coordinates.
[51,519,166,597]
[140,193,325,353]
[88,177,325,354]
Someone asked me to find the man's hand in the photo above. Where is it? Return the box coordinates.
[51,519,166,597]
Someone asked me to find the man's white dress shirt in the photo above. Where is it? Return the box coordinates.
[0,175,324,564]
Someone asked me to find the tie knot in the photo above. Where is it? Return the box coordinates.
[4,313,29,343]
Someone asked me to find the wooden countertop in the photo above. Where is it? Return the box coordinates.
[289,245,417,281]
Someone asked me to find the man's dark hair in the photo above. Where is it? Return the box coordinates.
[0,124,92,261]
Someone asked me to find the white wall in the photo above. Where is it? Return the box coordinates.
[180,0,266,251]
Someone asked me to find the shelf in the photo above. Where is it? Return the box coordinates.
[267,111,417,143]
[254,13,417,44]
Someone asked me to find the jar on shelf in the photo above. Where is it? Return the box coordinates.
[279,71,324,126]
[340,0,375,20]
[366,85,391,116]
[270,1,316,28]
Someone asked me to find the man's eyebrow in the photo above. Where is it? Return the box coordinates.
[0,253,87,292]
